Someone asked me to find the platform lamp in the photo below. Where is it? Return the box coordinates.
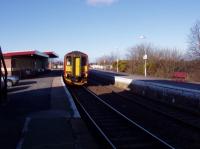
[139,35,147,77]
[115,47,119,73]
[117,58,119,73]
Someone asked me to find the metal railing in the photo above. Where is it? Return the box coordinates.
[0,46,7,102]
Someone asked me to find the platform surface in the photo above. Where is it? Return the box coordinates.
[0,70,98,149]
[90,69,200,91]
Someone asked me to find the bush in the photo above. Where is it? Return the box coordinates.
[112,60,128,72]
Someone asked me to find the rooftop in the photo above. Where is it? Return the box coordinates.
[44,51,59,58]
[3,50,58,58]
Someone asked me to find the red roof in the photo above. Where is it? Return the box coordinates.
[3,50,49,58]
[44,51,58,58]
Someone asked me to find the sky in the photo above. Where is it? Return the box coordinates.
[1,0,200,62]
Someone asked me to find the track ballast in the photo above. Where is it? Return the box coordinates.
[68,86,174,149]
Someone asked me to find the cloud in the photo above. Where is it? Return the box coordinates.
[87,0,118,6]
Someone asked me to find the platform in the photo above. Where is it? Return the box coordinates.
[90,69,200,111]
[0,70,98,149]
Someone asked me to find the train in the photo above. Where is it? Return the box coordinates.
[63,51,88,85]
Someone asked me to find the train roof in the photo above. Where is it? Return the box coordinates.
[65,51,88,57]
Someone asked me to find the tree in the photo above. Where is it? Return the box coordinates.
[112,60,128,72]
[126,43,152,75]
[188,20,200,58]
[95,51,119,70]
[126,43,184,77]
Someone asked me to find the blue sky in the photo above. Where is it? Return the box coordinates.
[1,0,200,62]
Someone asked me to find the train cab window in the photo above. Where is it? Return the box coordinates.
[81,57,87,66]
[66,56,71,65]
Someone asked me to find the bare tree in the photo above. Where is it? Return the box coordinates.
[96,51,119,65]
[126,43,184,77]
[188,20,200,58]
[109,51,118,64]
[126,43,152,74]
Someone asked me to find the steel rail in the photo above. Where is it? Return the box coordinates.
[81,86,175,149]
[111,90,200,131]
[69,87,116,148]
[72,87,174,149]
[90,79,200,130]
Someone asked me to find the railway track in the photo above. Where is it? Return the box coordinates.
[68,86,174,149]
[113,90,200,129]
[88,79,200,130]
[86,79,200,148]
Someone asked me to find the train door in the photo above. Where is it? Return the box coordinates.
[75,57,81,77]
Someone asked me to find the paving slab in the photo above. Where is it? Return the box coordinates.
[22,118,75,149]
[20,74,98,149]
[0,71,98,149]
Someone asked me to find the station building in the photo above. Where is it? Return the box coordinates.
[44,51,59,70]
[3,50,58,78]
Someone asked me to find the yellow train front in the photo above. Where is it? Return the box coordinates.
[63,51,88,85]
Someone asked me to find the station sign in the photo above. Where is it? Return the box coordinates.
[143,54,147,60]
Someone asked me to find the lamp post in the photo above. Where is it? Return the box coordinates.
[139,35,147,77]
[117,58,119,73]
[115,47,119,73]
[103,59,106,70]
[143,50,147,77]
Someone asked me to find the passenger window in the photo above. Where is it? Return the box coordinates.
[66,57,71,65]
[81,57,86,66]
